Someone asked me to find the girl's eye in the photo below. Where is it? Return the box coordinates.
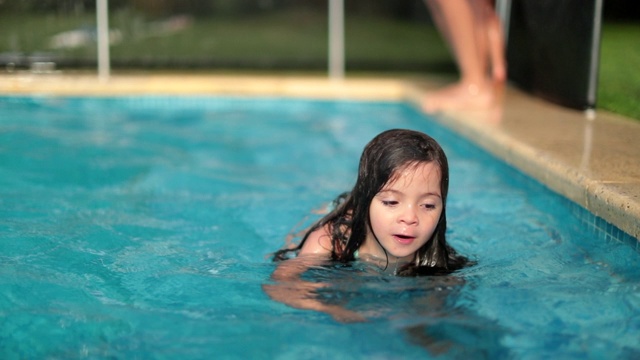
[423,204,437,210]
[381,200,398,206]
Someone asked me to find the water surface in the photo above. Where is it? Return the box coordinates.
[0,96,638,359]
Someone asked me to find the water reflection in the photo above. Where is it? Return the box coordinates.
[264,262,510,357]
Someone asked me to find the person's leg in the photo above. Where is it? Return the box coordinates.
[426,0,486,86]
[423,0,503,113]
[482,0,507,82]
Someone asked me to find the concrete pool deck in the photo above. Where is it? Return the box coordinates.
[0,73,638,244]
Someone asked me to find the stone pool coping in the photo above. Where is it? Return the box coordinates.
[1,73,638,243]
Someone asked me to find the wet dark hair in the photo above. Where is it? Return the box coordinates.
[273,129,470,275]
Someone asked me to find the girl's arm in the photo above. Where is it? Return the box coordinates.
[263,226,366,322]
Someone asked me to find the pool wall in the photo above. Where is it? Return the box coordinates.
[1,73,638,247]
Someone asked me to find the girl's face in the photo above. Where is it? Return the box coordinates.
[362,161,443,263]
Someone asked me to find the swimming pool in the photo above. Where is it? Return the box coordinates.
[1,96,638,359]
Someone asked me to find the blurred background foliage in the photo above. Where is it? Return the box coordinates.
[0,0,637,119]
[0,0,445,70]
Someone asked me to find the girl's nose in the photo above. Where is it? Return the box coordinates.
[398,205,418,225]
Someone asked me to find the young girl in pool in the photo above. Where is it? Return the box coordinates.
[264,129,469,321]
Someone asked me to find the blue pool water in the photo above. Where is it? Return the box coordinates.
[0,96,639,359]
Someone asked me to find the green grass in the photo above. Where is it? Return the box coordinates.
[110,10,329,59]
[0,10,450,64]
[0,13,96,55]
[598,22,640,120]
[111,12,451,64]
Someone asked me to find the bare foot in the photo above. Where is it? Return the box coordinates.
[427,81,506,127]
[422,81,495,113]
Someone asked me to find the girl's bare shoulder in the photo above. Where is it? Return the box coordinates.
[299,224,333,257]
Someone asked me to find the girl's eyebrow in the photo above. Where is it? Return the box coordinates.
[378,189,442,199]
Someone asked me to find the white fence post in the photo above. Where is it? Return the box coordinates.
[496,0,512,45]
[96,0,110,82]
[328,0,345,80]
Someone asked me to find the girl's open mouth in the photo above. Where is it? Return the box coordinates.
[393,234,415,244]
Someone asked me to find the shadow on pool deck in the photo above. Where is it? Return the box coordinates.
[0,73,638,244]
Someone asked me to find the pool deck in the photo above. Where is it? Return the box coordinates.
[1,73,638,244]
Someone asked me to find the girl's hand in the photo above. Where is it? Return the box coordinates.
[264,255,366,323]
